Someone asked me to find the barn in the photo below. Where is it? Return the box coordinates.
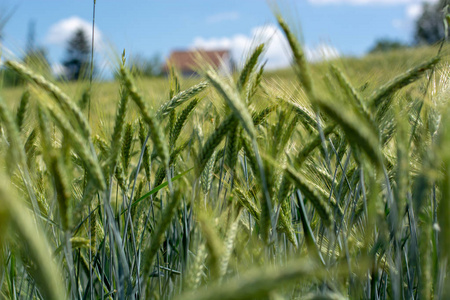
[163,49,234,76]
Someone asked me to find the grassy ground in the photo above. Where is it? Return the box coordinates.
[0,20,449,299]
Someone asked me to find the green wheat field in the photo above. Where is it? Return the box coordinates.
[0,13,449,300]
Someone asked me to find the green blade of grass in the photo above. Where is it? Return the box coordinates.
[120,167,193,215]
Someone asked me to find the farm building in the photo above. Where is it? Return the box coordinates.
[163,49,234,76]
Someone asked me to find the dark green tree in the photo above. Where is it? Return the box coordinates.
[129,53,163,77]
[5,46,52,88]
[0,17,50,87]
[369,38,407,54]
[62,28,91,80]
[24,20,51,77]
[24,47,51,76]
[415,0,449,45]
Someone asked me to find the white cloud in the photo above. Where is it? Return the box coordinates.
[392,0,438,31]
[45,16,103,49]
[406,4,423,19]
[405,0,438,20]
[309,0,437,5]
[191,25,339,70]
[206,11,240,24]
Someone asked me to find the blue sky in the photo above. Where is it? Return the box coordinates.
[0,0,438,75]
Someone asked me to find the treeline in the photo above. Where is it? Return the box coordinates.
[369,0,450,53]
[1,19,163,87]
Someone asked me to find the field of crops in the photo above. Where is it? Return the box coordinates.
[0,14,449,300]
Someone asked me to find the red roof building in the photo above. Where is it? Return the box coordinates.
[163,49,233,76]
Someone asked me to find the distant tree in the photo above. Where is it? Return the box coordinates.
[24,20,51,76]
[414,0,449,45]
[368,39,408,54]
[0,6,18,87]
[129,54,163,77]
[1,47,50,88]
[1,17,50,87]
[24,48,51,76]
[62,28,91,80]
